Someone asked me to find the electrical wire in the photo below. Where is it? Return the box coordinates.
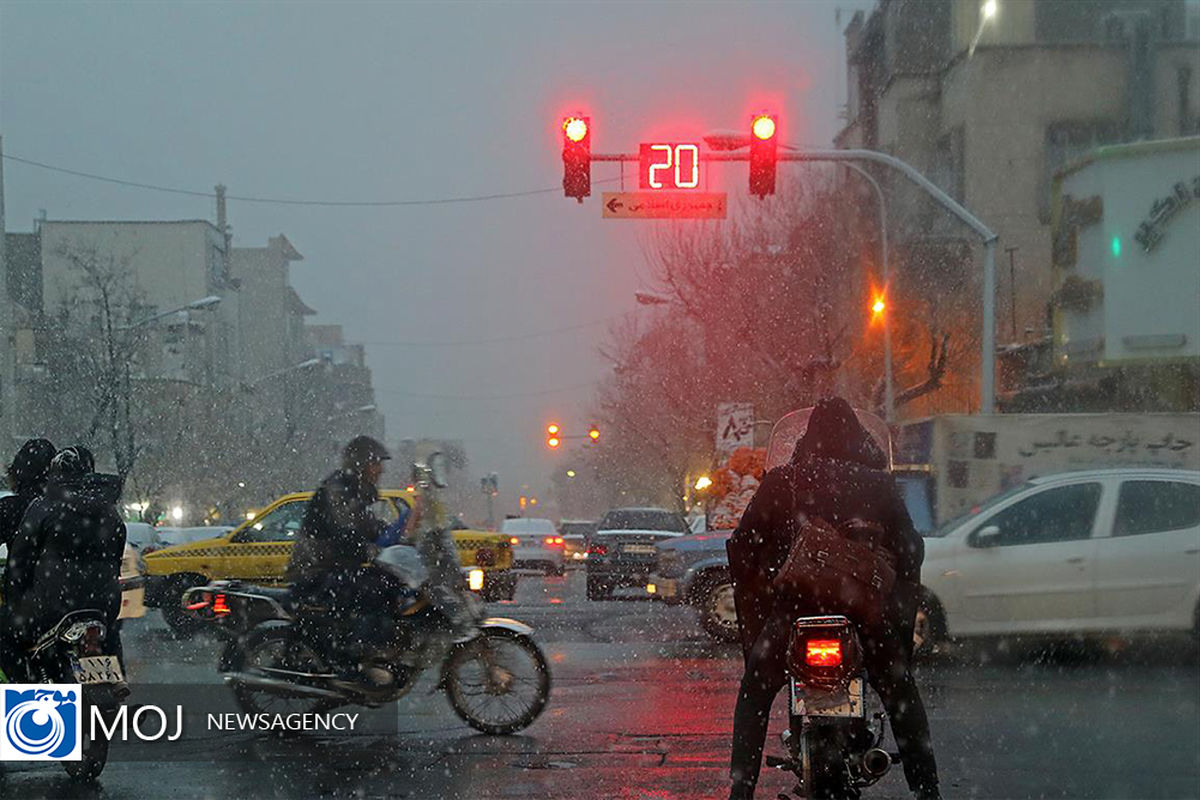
[2,152,619,207]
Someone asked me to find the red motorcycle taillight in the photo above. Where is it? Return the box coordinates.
[805,638,843,668]
[84,624,104,656]
[588,544,607,556]
[212,593,231,615]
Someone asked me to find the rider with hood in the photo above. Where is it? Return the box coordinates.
[0,438,57,549]
[726,398,939,800]
[5,447,127,664]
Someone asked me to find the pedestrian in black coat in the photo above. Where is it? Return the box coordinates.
[726,397,939,800]
[5,446,127,647]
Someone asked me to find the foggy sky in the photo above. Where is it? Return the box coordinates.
[0,0,868,515]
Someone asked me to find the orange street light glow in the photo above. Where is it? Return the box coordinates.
[872,297,886,315]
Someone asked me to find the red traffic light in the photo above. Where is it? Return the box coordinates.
[749,113,778,198]
[546,423,560,435]
[562,115,591,202]
[588,424,600,442]
[564,117,589,143]
[752,115,777,141]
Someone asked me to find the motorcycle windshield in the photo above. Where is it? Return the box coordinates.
[764,407,892,472]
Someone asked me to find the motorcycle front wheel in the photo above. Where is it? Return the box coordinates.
[442,627,550,735]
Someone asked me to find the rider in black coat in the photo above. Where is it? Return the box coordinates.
[5,447,127,649]
[726,398,939,800]
[0,438,57,550]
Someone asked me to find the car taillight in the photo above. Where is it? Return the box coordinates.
[544,536,564,546]
[588,543,607,556]
[510,536,520,545]
[805,639,843,668]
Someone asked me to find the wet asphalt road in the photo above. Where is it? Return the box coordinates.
[3,570,1198,800]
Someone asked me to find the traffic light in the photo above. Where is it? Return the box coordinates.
[749,113,778,197]
[870,293,887,322]
[546,423,562,450]
[588,424,600,443]
[562,115,591,202]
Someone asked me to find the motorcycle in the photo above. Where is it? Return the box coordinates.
[184,455,550,735]
[763,408,900,800]
[7,610,128,781]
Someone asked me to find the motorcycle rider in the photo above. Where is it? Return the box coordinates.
[726,398,940,800]
[4,446,127,677]
[0,438,58,679]
[286,435,397,689]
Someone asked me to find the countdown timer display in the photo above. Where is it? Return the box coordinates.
[639,143,703,190]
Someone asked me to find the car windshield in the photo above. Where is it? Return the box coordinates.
[598,510,688,532]
[926,482,1035,537]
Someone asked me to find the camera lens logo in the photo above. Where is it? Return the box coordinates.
[1,686,81,761]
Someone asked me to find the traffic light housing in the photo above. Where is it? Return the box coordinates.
[546,423,562,450]
[749,113,778,197]
[562,116,591,202]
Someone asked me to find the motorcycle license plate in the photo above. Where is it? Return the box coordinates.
[71,655,125,685]
[790,677,864,718]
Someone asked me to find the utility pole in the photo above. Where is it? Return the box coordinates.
[0,135,11,448]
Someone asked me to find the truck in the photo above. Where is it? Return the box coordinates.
[894,413,1200,528]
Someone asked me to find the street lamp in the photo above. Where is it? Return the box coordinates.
[244,357,323,389]
[970,0,999,57]
[119,295,222,331]
[703,133,896,421]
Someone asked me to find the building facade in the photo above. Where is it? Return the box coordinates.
[836,0,1200,416]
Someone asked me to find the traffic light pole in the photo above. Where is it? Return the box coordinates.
[592,148,1000,414]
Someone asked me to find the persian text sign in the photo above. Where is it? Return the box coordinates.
[602,192,726,219]
[716,403,755,454]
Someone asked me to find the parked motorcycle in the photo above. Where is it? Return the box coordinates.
[7,610,127,781]
[185,455,550,735]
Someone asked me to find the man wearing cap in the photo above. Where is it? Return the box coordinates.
[287,435,397,689]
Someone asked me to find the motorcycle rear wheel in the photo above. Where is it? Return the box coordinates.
[443,628,550,735]
[229,625,340,719]
[64,713,109,782]
[801,723,856,800]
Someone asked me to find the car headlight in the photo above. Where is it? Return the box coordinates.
[467,568,485,592]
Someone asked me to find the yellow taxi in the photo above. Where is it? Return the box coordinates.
[143,489,515,634]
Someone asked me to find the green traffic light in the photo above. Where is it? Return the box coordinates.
[1111,236,1121,258]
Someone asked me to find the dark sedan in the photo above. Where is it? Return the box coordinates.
[586,507,689,600]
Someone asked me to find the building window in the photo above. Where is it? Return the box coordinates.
[1039,120,1122,222]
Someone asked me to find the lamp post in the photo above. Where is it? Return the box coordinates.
[703,133,999,414]
[703,135,894,420]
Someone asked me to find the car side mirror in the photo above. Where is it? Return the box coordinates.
[973,525,1001,548]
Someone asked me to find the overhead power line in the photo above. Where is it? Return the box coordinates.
[2,152,618,207]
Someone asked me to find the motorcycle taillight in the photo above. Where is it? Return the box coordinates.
[212,593,231,615]
[83,623,105,656]
[788,616,861,690]
[805,638,843,668]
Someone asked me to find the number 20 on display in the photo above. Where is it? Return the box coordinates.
[639,143,701,190]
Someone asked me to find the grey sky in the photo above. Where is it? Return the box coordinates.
[0,0,866,513]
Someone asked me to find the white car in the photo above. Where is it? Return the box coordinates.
[500,517,565,576]
[918,469,1200,649]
